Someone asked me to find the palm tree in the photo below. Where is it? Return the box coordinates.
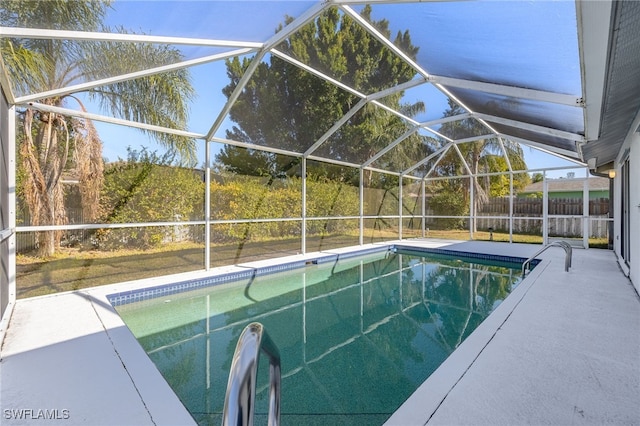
[438,100,526,231]
[1,0,195,256]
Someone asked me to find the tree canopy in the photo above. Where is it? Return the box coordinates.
[216,6,430,184]
[429,100,529,229]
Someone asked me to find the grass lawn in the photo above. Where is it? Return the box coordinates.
[15,230,608,298]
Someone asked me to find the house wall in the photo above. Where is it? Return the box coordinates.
[615,110,640,294]
[627,131,639,293]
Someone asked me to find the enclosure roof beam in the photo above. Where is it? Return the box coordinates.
[418,113,473,128]
[362,126,418,167]
[498,137,514,172]
[339,5,429,80]
[501,134,584,162]
[14,49,255,104]
[452,134,497,145]
[209,136,302,159]
[473,112,586,142]
[366,77,428,102]
[27,102,205,140]
[429,74,583,107]
[304,98,369,157]
[0,26,264,49]
[424,144,452,179]
[205,2,330,141]
[403,143,449,176]
[370,99,420,126]
[271,49,366,99]
[452,144,474,176]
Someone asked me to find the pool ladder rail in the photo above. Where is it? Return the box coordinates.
[222,322,281,426]
[522,241,572,276]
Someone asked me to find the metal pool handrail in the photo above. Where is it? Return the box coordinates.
[522,241,572,276]
[222,322,281,426]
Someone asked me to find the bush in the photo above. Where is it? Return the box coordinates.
[428,190,468,230]
[97,150,204,250]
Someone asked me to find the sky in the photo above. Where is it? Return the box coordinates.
[91,0,586,179]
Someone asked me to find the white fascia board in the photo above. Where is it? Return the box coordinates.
[576,0,612,141]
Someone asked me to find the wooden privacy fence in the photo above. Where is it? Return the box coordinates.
[476,197,610,238]
[474,216,610,238]
[481,197,610,216]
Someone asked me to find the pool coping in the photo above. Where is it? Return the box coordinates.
[383,243,549,425]
[86,239,544,425]
[0,240,546,425]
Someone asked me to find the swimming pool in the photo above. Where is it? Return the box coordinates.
[113,246,527,425]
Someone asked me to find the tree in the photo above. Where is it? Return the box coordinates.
[435,100,527,230]
[216,6,428,185]
[1,0,195,256]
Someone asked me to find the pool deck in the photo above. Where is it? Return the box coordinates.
[1,240,639,425]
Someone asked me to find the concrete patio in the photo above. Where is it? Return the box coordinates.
[1,241,639,425]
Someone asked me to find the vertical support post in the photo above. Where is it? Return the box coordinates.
[8,106,16,305]
[204,140,211,270]
[398,176,403,240]
[469,176,474,240]
[206,294,211,391]
[397,253,403,310]
[509,172,514,243]
[301,158,307,255]
[583,169,589,249]
[359,261,364,333]
[0,102,17,343]
[543,172,549,245]
[359,168,364,246]
[421,179,426,238]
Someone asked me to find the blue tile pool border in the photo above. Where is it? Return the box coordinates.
[107,244,538,306]
[392,244,540,267]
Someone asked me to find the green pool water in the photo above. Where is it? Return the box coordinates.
[115,249,523,425]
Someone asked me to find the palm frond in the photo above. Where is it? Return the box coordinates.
[0,40,52,95]
[81,29,197,164]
